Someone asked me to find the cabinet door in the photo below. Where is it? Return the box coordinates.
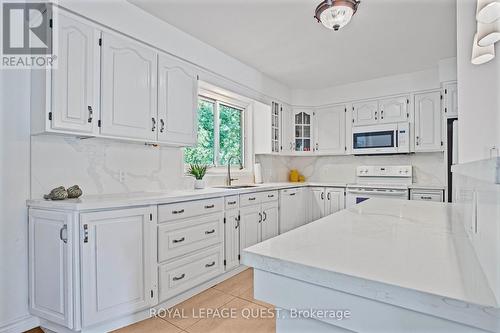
[326,188,345,216]
[414,92,443,152]
[378,96,409,124]
[239,205,261,252]
[261,202,279,242]
[253,101,273,154]
[280,105,294,153]
[224,209,240,271]
[80,207,156,327]
[52,11,99,134]
[29,210,73,328]
[279,189,297,233]
[352,100,378,125]
[444,82,458,118]
[314,105,346,154]
[309,187,325,222]
[293,108,313,152]
[101,32,157,141]
[158,54,198,146]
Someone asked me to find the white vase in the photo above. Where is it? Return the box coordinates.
[194,179,206,189]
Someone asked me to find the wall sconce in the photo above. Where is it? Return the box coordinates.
[476,0,500,23]
[471,33,495,65]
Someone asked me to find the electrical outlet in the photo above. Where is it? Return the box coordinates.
[119,170,126,183]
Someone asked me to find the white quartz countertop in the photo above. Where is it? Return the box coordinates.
[242,199,498,331]
[26,182,347,211]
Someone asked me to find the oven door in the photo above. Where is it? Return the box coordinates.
[352,125,398,155]
[346,188,408,208]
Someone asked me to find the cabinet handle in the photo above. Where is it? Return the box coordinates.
[205,229,215,235]
[289,193,296,196]
[87,106,93,123]
[381,110,384,119]
[235,218,240,229]
[204,204,215,209]
[316,143,319,151]
[259,212,262,223]
[248,197,256,201]
[327,192,331,200]
[59,224,68,244]
[420,196,433,200]
[263,211,267,222]
[83,224,88,243]
[321,192,324,200]
[160,119,165,133]
[228,200,237,205]
[374,111,378,120]
[205,261,216,268]
[173,237,185,243]
[172,209,185,214]
[151,118,156,132]
[173,273,185,281]
[267,194,274,198]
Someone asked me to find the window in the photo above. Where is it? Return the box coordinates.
[184,96,244,167]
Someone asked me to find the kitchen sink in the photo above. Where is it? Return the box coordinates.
[214,185,259,189]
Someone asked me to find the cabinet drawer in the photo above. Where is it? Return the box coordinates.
[225,196,239,210]
[159,245,223,301]
[261,190,278,203]
[158,197,223,222]
[240,192,261,207]
[411,190,443,202]
[158,214,223,262]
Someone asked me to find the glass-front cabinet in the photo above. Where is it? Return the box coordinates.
[271,102,280,153]
[294,108,312,152]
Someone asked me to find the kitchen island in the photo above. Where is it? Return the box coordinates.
[242,199,499,333]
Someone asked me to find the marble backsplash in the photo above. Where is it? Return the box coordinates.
[256,152,447,186]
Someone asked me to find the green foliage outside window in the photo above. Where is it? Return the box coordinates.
[184,98,243,167]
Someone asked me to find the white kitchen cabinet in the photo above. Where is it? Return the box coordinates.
[444,82,458,118]
[239,205,261,250]
[410,189,444,202]
[352,100,378,126]
[254,101,277,154]
[308,187,345,222]
[29,209,74,328]
[158,54,198,146]
[281,104,295,153]
[260,202,279,241]
[279,188,306,233]
[100,31,158,141]
[80,207,157,327]
[224,209,240,271]
[293,108,313,152]
[313,105,346,155]
[414,91,443,152]
[378,96,409,124]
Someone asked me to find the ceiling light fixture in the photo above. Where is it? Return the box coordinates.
[314,0,360,31]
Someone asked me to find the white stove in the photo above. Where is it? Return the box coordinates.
[346,165,412,208]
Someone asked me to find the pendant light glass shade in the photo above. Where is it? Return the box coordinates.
[477,20,500,46]
[471,33,495,65]
[476,0,500,23]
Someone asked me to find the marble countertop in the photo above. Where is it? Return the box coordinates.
[242,199,498,331]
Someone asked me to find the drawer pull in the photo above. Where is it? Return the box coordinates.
[172,273,185,281]
[205,229,216,235]
[228,201,237,205]
[172,209,185,215]
[421,196,433,200]
[248,197,256,201]
[267,194,275,198]
[289,193,296,196]
[204,204,215,209]
[173,237,185,243]
[205,261,216,268]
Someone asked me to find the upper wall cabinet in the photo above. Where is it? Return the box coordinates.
[158,54,198,146]
[443,82,458,118]
[293,108,313,152]
[100,32,158,141]
[254,101,280,155]
[352,100,378,126]
[313,105,346,155]
[378,96,409,124]
[414,91,443,152]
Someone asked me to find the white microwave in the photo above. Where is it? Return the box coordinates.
[352,123,410,155]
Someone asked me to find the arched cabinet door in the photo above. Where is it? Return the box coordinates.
[293,108,313,152]
[157,54,198,146]
[100,31,157,141]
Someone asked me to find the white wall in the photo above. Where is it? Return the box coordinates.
[0,70,39,331]
[457,0,500,163]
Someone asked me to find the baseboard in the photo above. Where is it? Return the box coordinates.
[0,315,40,333]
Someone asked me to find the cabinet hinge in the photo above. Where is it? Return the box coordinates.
[344,107,347,112]
[344,146,347,152]
[406,99,409,104]
[98,38,102,46]
[445,89,448,94]
[238,254,241,260]
[150,290,154,298]
[440,94,443,100]
[238,214,240,221]
[83,224,89,243]
[149,213,153,221]
[98,120,101,127]
[445,107,447,113]
[223,259,226,266]
[223,217,226,224]
[406,113,409,118]
[48,112,52,121]
[49,19,53,28]
[352,118,354,123]
[441,141,444,146]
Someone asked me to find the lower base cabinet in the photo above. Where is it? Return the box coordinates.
[224,209,240,271]
[308,187,345,222]
[279,188,307,233]
[239,200,279,253]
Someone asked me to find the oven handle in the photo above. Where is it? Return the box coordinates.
[347,190,407,195]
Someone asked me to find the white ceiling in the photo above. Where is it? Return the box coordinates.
[130,0,457,89]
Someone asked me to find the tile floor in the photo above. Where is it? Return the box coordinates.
[26,268,275,333]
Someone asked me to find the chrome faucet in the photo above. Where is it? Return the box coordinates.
[227,156,244,186]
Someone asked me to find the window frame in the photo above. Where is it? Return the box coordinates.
[185,88,252,175]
